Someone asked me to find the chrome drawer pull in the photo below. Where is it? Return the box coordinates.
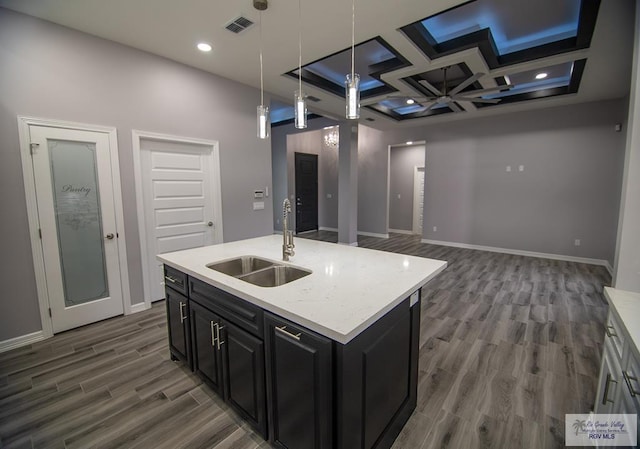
[275,325,301,341]
[210,321,217,347]
[622,371,639,397]
[165,275,177,284]
[179,302,186,323]
[602,373,617,405]
[605,325,618,338]
[214,323,225,350]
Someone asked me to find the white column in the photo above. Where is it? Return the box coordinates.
[614,5,640,292]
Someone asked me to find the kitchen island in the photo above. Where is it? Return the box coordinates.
[158,235,446,449]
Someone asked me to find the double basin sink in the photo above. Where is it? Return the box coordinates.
[206,256,311,287]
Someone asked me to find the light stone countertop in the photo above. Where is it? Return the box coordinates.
[604,287,640,361]
[158,235,447,344]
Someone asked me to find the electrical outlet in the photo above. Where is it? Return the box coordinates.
[327,193,332,199]
[433,226,437,232]
[519,165,524,172]
[506,165,512,172]
[574,239,581,246]
[397,193,401,199]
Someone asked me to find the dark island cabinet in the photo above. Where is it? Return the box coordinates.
[190,300,224,396]
[165,285,191,368]
[189,294,268,438]
[264,313,333,449]
[164,265,421,449]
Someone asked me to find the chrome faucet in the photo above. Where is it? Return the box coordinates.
[282,198,295,261]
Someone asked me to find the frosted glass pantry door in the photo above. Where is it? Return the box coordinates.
[29,126,123,333]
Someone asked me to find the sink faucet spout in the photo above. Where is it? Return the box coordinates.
[282,198,295,261]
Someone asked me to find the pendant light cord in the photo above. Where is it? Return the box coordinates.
[298,0,302,95]
[351,0,355,78]
[259,11,264,107]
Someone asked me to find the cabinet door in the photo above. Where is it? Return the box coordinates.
[595,347,621,414]
[264,313,333,449]
[166,288,190,366]
[221,320,267,438]
[190,301,224,395]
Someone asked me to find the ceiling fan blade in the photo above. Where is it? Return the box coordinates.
[448,102,463,113]
[419,101,437,110]
[418,79,444,97]
[462,84,514,96]
[452,96,501,104]
[448,72,485,96]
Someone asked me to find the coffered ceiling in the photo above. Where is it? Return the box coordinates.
[0,0,634,129]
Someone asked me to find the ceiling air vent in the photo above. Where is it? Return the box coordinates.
[225,16,255,34]
[307,95,321,103]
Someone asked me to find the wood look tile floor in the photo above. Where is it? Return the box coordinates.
[0,232,610,449]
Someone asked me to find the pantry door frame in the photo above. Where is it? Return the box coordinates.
[18,116,132,340]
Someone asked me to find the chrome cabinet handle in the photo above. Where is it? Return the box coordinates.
[165,275,177,284]
[623,371,639,397]
[275,325,301,341]
[210,321,217,347]
[105,233,115,240]
[602,373,617,405]
[214,323,225,350]
[207,221,213,227]
[179,302,186,323]
[605,325,618,338]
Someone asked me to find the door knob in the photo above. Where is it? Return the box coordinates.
[105,233,115,240]
[207,221,213,227]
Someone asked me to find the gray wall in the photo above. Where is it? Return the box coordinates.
[271,117,337,231]
[357,125,387,235]
[614,6,640,291]
[0,8,274,341]
[382,99,627,265]
[389,144,426,231]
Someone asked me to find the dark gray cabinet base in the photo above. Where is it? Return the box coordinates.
[164,266,420,449]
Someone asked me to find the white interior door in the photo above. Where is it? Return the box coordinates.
[413,166,425,235]
[140,137,221,302]
[29,125,124,333]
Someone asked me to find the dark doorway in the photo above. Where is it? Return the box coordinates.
[294,152,318,233]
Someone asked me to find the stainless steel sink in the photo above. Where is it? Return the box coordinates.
[207,256,311,287]
[207,256,275,277]
[237,265,311,287]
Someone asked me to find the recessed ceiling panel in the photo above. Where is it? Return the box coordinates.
[422,0,581,55]
[285,37,410,99]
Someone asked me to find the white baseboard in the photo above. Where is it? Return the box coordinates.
[604,261,614,277]
[421,238,611,268]
[0,331,46,353]
[389,228,415,235]
[128,302,149,315]
[358,231,389,239]
[318,227,338,232]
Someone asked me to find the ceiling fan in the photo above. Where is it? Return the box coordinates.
[390,66,514,112]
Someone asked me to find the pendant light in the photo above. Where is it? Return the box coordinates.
[345,0,360,119]
[294,0,307,129]
[256,2,270,139]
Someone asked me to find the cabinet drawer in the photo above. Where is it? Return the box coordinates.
[190,278,263,338]
[622,348,640,409]
[605,310,625,361]
[164,265,188,296]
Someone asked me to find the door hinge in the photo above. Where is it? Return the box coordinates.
[38,228,42,239]
[48,308,52,317]
[30,143,40,155]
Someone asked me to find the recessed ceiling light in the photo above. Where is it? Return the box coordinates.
[406,141,413,145]
[406,99,415,105]
[535,72,548,80]
[197,42,212,52]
